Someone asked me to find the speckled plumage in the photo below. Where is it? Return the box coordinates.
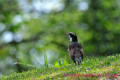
[67,32,84,65]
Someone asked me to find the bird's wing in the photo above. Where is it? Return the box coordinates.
[68,42,84,57]
[73,47,83,58]
[68,47,74,56]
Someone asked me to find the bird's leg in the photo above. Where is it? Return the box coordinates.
[71,56,76,64]
[73,59,77,64]
[75,57,82,65]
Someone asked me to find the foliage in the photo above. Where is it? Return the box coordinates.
[0,0,120,77]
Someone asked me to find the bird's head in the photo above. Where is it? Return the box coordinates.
[67,32,78,43]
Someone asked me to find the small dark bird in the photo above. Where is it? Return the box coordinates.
[67,32,84,65]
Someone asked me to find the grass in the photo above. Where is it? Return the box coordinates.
[1,54,120,80]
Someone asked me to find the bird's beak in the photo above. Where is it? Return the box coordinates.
[63,32,68,38]
[65,32,69,39]
[66,32,69,35]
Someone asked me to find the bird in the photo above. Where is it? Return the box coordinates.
[67,32,84,65]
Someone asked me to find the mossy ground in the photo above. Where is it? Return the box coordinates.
[1,54,120,80]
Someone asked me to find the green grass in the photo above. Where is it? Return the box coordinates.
[1,54,120,80]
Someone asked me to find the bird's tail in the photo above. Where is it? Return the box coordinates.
[75,56,82,65]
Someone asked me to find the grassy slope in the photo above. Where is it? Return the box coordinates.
[1,54,120,80]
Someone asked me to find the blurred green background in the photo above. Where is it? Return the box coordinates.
[0,0,120,76]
